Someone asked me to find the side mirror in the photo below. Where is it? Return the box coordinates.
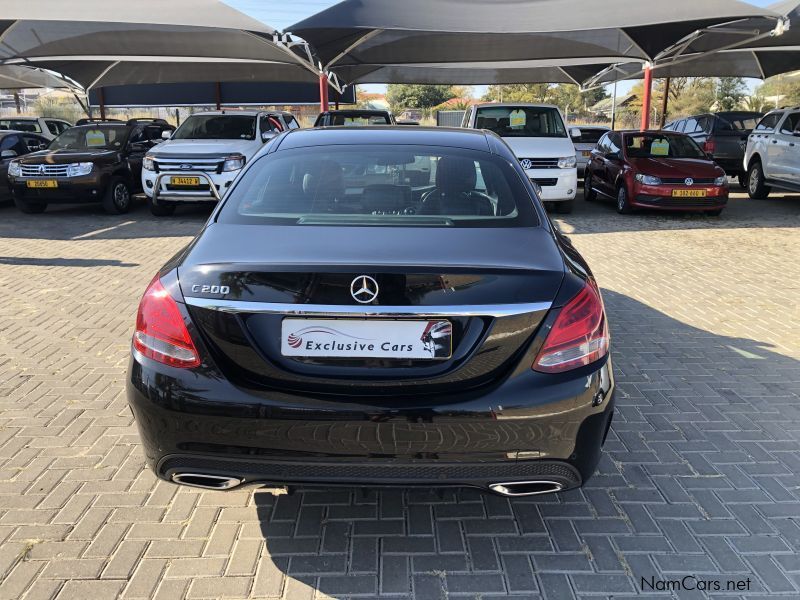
[1,149,17,159]
[569,127,582,139]
[261,131,274,142]
[161,130,172,140]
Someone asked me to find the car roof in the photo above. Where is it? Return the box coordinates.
[321,109,389,114]
[275,126,491,152]
[473,102,560,110]
[190,110,286,117]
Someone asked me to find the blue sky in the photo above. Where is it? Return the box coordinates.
[227,0,777,97]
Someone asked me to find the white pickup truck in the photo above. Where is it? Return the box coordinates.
[462,103,581,213]
[743,107,800,199]
[142,109,299,216]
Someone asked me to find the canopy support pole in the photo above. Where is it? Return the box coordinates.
[659,77,671,129]
[610,79,618,130]
[215,82,222,110]
[640,64,652,131]
[98,87,106,120]
[319,73,330,112]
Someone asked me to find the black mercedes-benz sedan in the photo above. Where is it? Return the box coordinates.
[127,126,614,497]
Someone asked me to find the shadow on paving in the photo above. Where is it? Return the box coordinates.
[249,290,800,599]
[0,256,139,268]
[0,198,212,241]
[555,193,800,236]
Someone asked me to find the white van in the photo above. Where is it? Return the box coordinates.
[462,103,580,213]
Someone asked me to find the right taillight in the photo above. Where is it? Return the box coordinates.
[132,276,200,368]
[533,280,609,373]
[703,139,716,154]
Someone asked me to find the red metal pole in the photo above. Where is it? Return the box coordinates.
[640,64,652,131]
[319,73,330,112]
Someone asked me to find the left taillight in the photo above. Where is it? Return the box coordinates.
[132,276,200,368]
[533,279,609,373]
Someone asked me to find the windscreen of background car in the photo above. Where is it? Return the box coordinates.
[575,128,608,144]
[0,119,42,133]
[474,107,566,138]
[48,126,129,151]
[625,134,707,159]
[218,145,539,228]
[172,115,256,140]
[330,115,391,126]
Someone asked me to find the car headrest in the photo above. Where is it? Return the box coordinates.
[302,160,344,197]
[435,157,477,194]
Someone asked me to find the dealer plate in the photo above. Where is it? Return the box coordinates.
[281,319,452,360]
[672,189,707,197]
[26,180,57,188]
[170,176,201,186]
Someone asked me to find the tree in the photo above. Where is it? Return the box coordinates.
[756,74,800,106]
[386,84,455,112]
[715,77,747,111]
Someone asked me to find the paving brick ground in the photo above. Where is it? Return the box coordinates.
[0,190,799,599]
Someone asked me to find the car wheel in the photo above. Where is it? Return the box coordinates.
[13,196,47,214]
[555,199,573,214]
[747,161,770,199]
[737,173,747,189]
[148,197,176,217]
[103,177,132,214]
[705,208,723,217]
[616,185,632,214]
[583,173,597,202]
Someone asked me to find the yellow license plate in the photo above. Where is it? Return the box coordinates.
[582,150,591,156]
[170,176,201,186]
[672,189,707,198]
[26,180,57,189]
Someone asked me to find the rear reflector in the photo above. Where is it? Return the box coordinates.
[133,276,200,368]
[533,280,609,373]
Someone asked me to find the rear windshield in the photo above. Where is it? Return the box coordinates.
[218,145,539,228]
[575,128,608,144]
[322,113,391,126]
[624,133,706,159]
[49,125,129,151]
[474,106,566,138]
[0,119,41,133]
[172,115,256,140]
[714,114,760,132]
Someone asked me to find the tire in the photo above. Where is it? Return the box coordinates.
[102,177,132,214]
[583,172,597,202]
[705,209,723,217]
[13,196,47,214]
[746,161,770,199]
[737,173,747,190]
[555,199,573,214]
[616,184,632,214]
[148,197,176,217]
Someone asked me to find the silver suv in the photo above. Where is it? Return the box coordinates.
[743,108,800,199]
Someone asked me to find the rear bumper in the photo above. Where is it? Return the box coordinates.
[127,353,614,494]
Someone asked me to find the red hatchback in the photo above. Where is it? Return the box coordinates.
[584,130,728,215]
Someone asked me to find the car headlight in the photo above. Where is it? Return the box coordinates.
[7,161,20,177]
[143,155,155,171]
[221,155,245,172]
[714,175,727,186]
[557,155,577,169]
[67,162,93,177]
[635,174,662,185]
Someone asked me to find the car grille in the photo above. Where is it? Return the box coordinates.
[660,177,716,185]
[20,164,69,177]
[520,158,559,169]
[531,178,558,187]
[153,157,225,173]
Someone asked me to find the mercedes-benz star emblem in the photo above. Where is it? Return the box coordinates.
[520,159,533,170]
[350,275,379,304]
[685,177,694,186]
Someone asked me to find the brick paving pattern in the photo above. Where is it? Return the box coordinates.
[0,191,799,599]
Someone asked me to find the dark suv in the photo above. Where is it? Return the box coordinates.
[314,109,396,127]
[664,111,762,187]
[8,118,174,214]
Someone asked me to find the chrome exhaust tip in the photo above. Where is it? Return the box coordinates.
[171,473,242,490]
[489,480,564,497]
